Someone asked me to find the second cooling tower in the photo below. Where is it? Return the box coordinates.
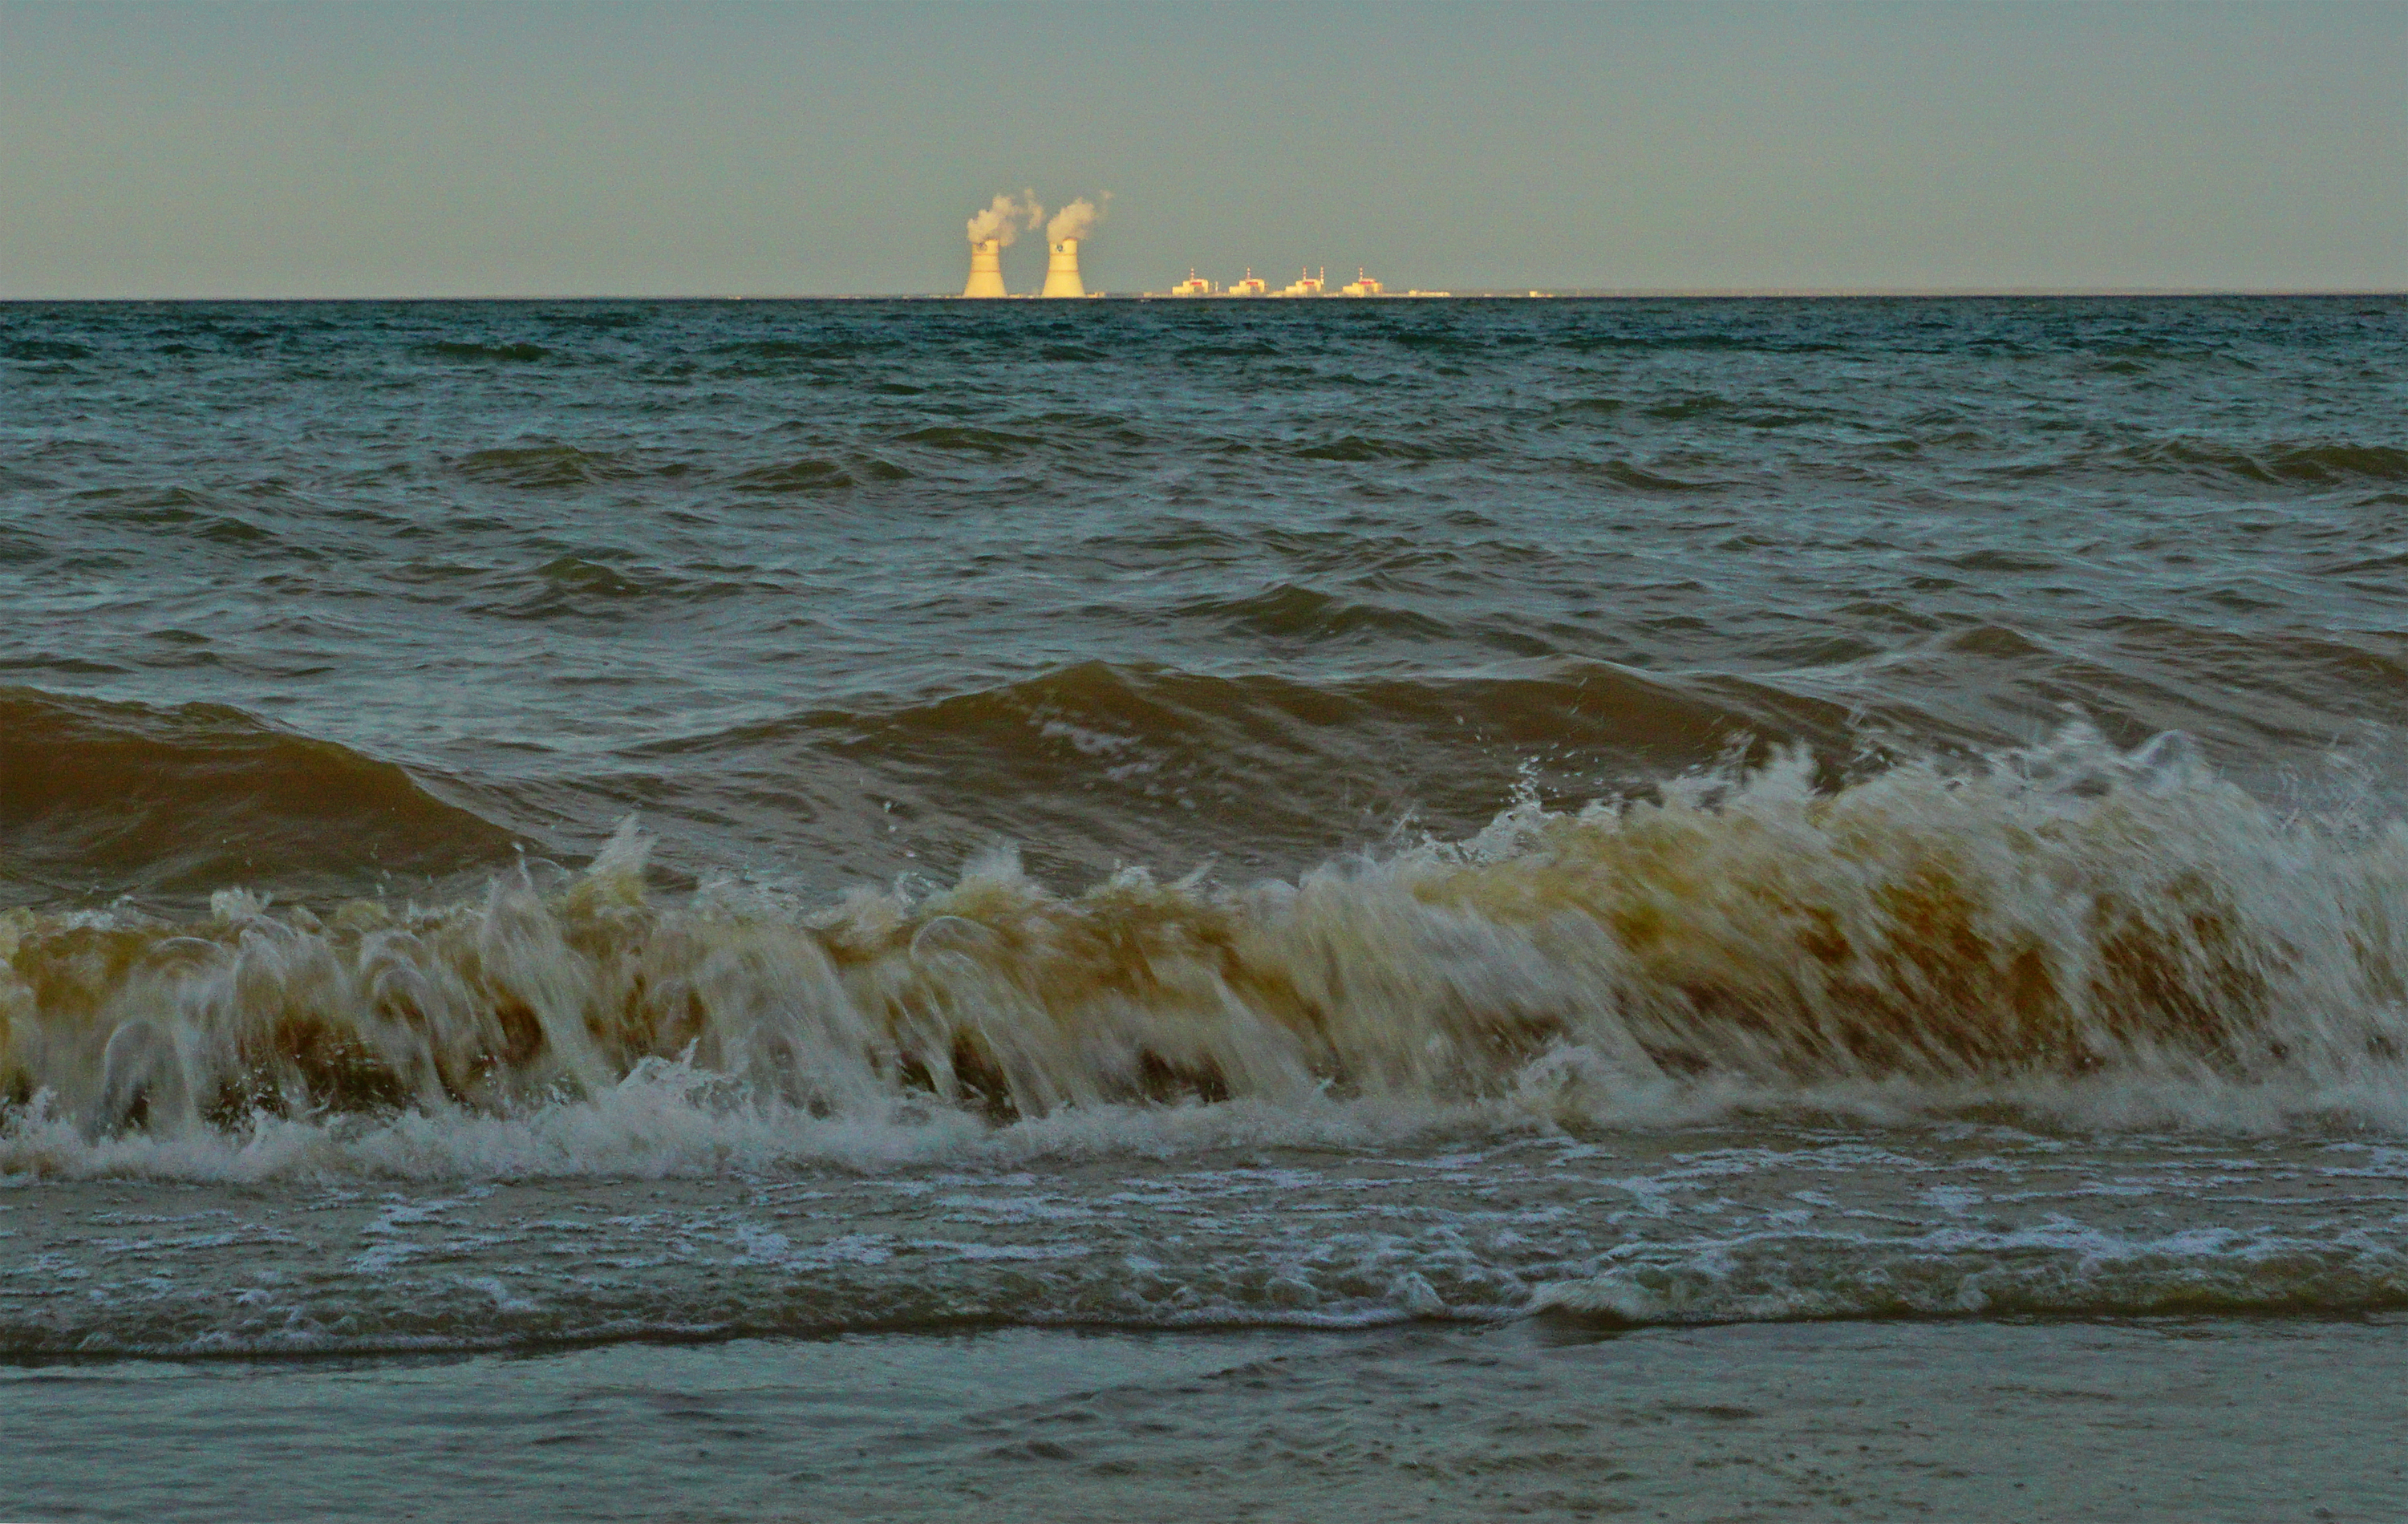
[1040,238,1085,298]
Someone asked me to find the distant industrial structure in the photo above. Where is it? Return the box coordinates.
[963,238,1008,299]
[960,234,1097,298]
[1040,238,1086,299]
[959,190,1106,298]
[1157,265,1398,298]
[955,191,1465,298]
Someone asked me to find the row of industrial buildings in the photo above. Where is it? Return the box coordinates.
[963,245,1443,299]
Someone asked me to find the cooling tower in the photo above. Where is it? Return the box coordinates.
[963,238,1007,299]
[1040,238,1085,299]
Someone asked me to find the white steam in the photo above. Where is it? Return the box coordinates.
[1047,193,1109,245]
[967,190,1043,248]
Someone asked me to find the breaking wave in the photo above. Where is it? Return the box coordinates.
[9,726,2408,1180]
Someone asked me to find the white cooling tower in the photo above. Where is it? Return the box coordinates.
[1040,238,1085,299]
[963,238,1008,298]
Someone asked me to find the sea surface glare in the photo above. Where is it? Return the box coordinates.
[4,295,2408,1521]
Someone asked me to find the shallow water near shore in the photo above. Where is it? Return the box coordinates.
[7,1319,2403,1522]
[10,1128,2408,1356]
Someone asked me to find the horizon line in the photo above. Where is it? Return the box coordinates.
[4,286,2402,303]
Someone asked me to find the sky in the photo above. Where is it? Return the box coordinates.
[2,0,2402,298]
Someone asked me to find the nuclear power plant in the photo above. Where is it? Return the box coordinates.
[951,185,1478,298]
[958,191,1107,298]
[955,192,1449,298]
[1040,239,1085,298]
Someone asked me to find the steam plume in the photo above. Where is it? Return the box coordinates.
[967,190,1043,248]
[1046,193,1109,245]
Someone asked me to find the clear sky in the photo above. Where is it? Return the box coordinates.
[2,0,2402,298]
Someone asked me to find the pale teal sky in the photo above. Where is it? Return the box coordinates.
[2,1,2402,298]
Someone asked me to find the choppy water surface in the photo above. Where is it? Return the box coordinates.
[4,295,2408,1516]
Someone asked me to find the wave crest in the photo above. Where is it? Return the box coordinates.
[0,686,517,905]
[7,727,2408,1174]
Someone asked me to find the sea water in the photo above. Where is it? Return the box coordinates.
[4,295,2406,1519]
